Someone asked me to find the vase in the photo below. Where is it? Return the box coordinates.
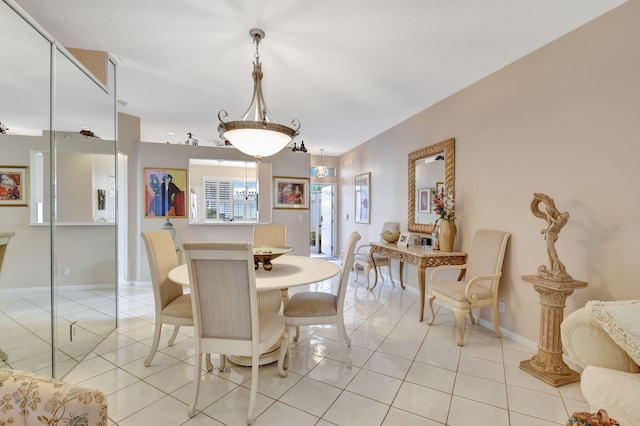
[438,220,455,252]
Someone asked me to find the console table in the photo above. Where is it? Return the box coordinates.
[369,242,466,321]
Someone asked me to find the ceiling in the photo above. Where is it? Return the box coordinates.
[13,0,626,156]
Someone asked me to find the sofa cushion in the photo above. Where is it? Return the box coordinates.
[587,300,640,366]
[581,365,640,426]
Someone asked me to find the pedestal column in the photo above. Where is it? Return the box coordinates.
[520,275,587,387]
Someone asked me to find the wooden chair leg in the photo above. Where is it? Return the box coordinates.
[168,325,180,345]
[144,321,163,367]
[426,294,436,325]
[454,308,468,346]
[188,351,203,418]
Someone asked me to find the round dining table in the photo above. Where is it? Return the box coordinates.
[168,254,340,365]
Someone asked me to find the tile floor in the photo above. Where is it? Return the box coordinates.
[60,267,588,425]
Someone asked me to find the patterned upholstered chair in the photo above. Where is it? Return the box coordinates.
[0,370,108,425]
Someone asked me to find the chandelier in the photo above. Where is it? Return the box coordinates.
[316,148,328,178]
[218,28,300,162]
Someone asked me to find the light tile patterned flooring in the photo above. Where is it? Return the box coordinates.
[52,268,589,425]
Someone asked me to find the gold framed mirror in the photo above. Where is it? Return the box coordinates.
[408,138,455,233]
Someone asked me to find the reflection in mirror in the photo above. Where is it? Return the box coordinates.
[408,138,455,233]
[189,159,258,223]
[52,47,117,377]
[0,0,53,376]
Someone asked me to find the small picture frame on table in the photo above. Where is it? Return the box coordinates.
[421,236,432,246]
[397,232,410,247]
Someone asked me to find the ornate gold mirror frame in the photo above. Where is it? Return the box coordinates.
[408,138,455,233]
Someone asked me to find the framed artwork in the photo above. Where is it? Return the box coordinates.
[97,189,106,210]
[418,188,431,213]
[355,172,370,224]
[0,165,29,206]
[274,176,310,209]
[144,168,187,218]
[397,232,410,247]
[409,233,421,246]
[436,181,445,195]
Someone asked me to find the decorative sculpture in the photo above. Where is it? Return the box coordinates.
[530,193,572,282]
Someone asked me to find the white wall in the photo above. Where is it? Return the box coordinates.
[338,2,640,343]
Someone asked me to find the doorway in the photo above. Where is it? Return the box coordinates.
[310,183,335,257]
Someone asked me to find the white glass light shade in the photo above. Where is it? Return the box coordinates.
[224,128,292,158]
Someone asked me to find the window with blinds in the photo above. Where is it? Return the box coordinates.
[203,178,257,222]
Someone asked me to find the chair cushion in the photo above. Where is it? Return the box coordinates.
[354,253,388,265]
[162,294,193,318]
[429,281,493,307]
[283,292,337,317]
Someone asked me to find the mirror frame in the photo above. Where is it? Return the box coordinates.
[408,138,455,233]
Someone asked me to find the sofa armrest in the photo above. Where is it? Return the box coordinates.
[561,307,640,373]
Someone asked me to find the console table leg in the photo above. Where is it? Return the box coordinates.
[369,251,379,290]
[519,284,581,386]
[399,261,405,289]
[418,265,426,322]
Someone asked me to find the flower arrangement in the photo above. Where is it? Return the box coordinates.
[432,189,456,223]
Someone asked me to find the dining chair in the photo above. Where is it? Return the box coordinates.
[0,231,15,361]
[183,241,288,423]
[283,231,361,368]
[427,229,511,346]
[141,231,212,370]
[252,224,286,247]
[353,222,399,288]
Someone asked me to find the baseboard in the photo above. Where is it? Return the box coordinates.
[381,275,540,352]
[0,283,116,294]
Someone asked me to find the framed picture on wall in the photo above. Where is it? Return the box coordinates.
[0,165,29,206]
[418,188,431,213]
[273,176,310,209]
[143,168,187,218]
[436,181,445,195]
[355,172,370,224]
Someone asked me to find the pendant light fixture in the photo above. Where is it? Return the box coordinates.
[218,28,300,162]
[316,148,328,178]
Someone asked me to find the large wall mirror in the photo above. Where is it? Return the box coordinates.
[0,0,117,378]
[408,138,455,233]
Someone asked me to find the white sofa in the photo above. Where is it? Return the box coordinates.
[561,300,640,425]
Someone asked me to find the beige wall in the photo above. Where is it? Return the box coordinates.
[338,1,640,344]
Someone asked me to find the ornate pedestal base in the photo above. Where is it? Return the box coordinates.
[520,275,588,387]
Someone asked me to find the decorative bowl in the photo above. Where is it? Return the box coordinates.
[253,246,294,270]
[381,230,401,243]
